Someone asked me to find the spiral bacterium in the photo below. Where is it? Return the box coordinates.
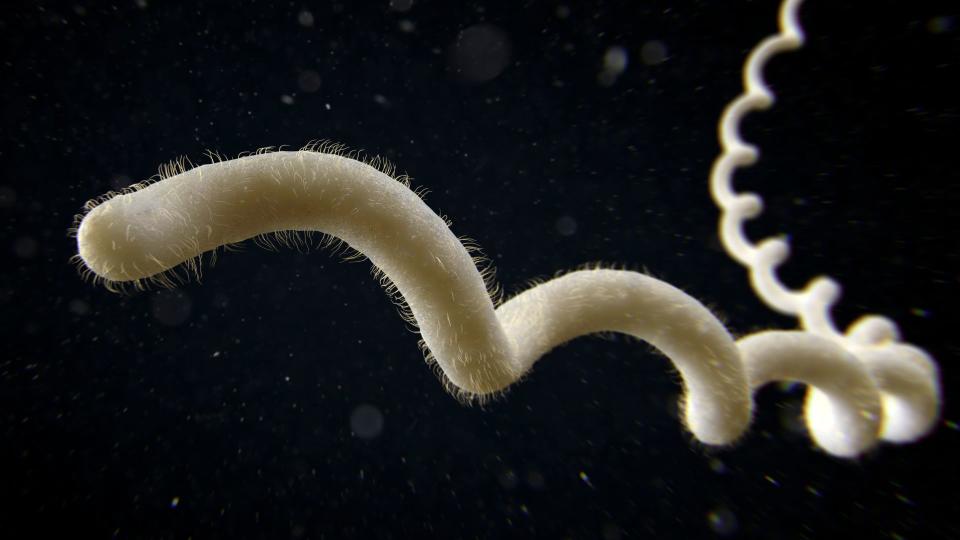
[74,0,940,457]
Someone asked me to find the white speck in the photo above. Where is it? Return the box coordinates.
[598,46,629,87]
[603,46,628,73]
[298,10,314,27]
[578,471,594,488]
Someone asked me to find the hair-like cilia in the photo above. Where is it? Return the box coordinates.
[74,0,940,457]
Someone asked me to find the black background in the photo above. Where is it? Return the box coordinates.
[1,0,958,538]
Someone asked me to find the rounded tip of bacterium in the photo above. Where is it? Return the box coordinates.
[75,204,115,280]
[75,197,166,283]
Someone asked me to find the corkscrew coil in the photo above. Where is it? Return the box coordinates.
[709,0,940,452]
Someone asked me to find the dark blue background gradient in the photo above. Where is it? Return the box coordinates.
[1,0,958,538]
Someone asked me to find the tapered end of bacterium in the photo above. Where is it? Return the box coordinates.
[75,195,174,284]
[76,201,123,282]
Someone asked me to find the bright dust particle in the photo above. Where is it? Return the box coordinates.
[579,471,593,487]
